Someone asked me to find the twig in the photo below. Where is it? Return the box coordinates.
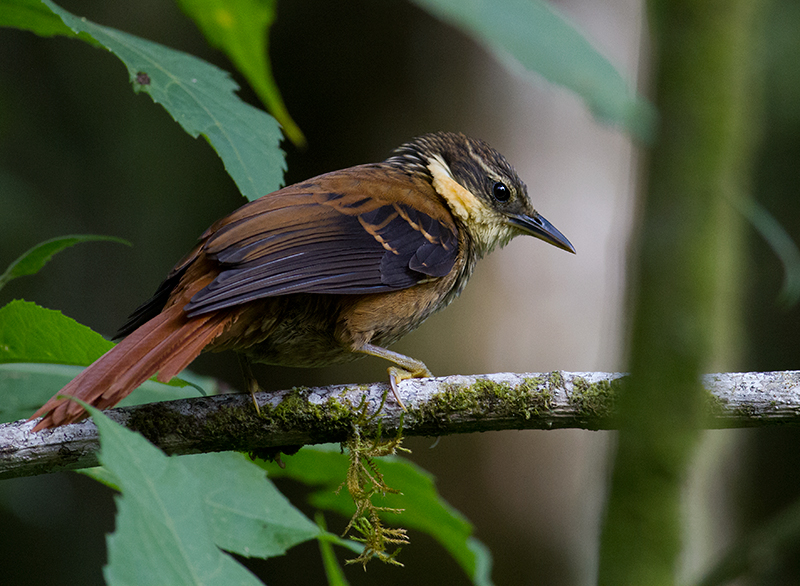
[1,370,799,480]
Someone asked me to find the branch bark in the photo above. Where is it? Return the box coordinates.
[2,369,799,480]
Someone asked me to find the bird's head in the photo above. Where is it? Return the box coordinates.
[389,131,575,258]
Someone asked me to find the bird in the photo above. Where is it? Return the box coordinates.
[30,131,575,431]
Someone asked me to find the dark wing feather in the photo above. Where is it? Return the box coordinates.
[183,165,459,316]
[115,265,189,338]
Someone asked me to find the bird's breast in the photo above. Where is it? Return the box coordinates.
[336,240,477,350]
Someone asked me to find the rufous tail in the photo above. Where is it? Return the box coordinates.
[30,302,230,431]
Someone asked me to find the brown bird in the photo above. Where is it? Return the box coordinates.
[31,132,575,430]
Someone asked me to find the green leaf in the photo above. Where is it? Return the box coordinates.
[0,362,212,424]
[410,0,655,140]
[176,0,305,147]
[261,445,492,584]
[80,465,121,491]
[84,454,320,562]
[0,363,81,424]
[80,452,321,558]
[181,452,319,558]
[465,537,494,586]
[0,0,85,38]
[0,300,114,366]
[13,0,285,201]
[86,406,264,586]
[0,234,129,292]
[0,299,216,423]
[0,300,217,422]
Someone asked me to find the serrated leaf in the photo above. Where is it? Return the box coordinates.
[261,445,493,584]
[84,454,320,563]
[176,0,305,147]
[86,405,264,586]
[181,452,319,558]
[0,363,212,424]
[0,234,129,291]
[0,300,114,366]
[0,300,215,423]
[16,0,285,200]
[411,0,655,140]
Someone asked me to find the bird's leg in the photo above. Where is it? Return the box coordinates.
[356,343,433,411]
[238,354,262,416]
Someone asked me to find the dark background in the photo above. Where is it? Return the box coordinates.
[1,0,799,584]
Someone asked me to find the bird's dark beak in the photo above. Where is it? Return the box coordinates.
[509,213,576,254]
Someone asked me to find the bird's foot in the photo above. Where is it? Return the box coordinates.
[238,354,263,417]
[387,365,433,412]
[250,387,262,417]
[353,342,433,412]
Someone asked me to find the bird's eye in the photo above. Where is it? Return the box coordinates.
[492,181,511,202]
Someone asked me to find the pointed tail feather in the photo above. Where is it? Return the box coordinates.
[30,303,230,431]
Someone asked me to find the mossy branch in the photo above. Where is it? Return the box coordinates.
[2,369,800,479]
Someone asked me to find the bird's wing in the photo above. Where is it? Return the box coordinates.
[183,165,460,315]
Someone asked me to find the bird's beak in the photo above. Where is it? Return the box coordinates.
[509,213,576,254]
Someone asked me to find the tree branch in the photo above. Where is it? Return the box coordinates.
[2,369,799,479]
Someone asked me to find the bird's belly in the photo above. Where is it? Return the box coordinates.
[207,294,352,368]
[243,323,359,368]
